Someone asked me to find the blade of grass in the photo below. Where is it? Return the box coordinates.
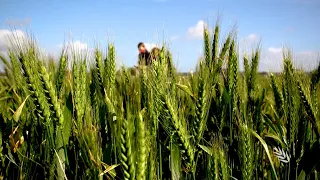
[251,130,278,180]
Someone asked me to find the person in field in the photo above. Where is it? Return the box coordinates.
[137,42,151,66]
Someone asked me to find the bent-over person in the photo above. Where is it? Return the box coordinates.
[137,42,151,66]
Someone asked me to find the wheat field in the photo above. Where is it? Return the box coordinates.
[0,24,319,180]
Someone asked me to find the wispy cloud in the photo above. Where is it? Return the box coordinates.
[186,20,208,40]
[4,17,32,27]
[240,33,260,48]
[167,20,207,41]
[169,35,179,41]
[268,47,282,54]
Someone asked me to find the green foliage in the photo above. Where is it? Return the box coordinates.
[0,22,319,180]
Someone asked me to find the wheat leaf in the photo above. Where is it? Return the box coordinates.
[198,144,213,156]
[13,95,29,122]
[251,130,278,180]
[265,133,286,147]
[297,170,306,180]
[170,140,181,180]
[54,149,68,180]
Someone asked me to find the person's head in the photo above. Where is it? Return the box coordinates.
[137,42,146,53]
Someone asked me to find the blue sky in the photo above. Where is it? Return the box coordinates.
[0,0,319,72]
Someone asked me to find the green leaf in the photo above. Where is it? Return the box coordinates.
[170,138,181,180]
[6,143,18,167]
[62,93,73,145]
[198,144,213,156]
[54,149,68,180]
[264,133,286,148]
[230,176,239,180]
[297,170,306,180]
[104,88,116,115]
[12,95,29,122]
[0,96,11,101]
[0,87,9,95]
[251,130,278,180]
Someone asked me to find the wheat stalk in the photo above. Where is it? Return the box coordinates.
[136,110,147,180]
[271,74,284,117]
[204,28,211,67]
[120,116,135,180]
[239,123,254,180]
[56,52,68,94]
[297,80,320,138]
[211,24,220,71]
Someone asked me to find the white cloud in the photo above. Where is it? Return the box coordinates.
[57,40,94,68]
[238,45,319,72]
[259,47,319,72]
[240,33,260,48]
[58,40,88,51]
[268,47,282,54]
[58,40,91,58]
[259,49,283,72]
[187,20,208,39]
[0,30,29,71]
[0,29,27,53]
[144,43,158,51]
[294,51,319,71]
[0,29,28,71]
[70,41,88,50]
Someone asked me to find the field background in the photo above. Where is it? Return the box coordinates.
[0,25,320,180]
